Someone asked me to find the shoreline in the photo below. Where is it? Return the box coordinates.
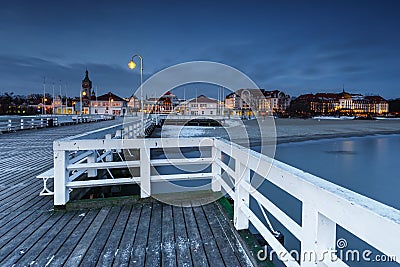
[153,118,400,145]
[274,118,400,144]
[276,129,400,145]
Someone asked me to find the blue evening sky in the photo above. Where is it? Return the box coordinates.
[0,0,399,99]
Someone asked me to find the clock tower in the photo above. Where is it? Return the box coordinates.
[81,69,94,114]
[81,68,93,99]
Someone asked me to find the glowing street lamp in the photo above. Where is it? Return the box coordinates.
[80,89,86,116]
[108,97,114,114]
[128,54,144,135]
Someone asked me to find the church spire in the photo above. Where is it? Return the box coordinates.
[82,68,93,99]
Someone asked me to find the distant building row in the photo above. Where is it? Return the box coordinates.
[19,70,390,117]
[128,89,290,116]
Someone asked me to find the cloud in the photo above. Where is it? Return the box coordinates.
[337,65,367,74]
[319,38,385,53]
[0,55,141,97]
[300,66,323,76]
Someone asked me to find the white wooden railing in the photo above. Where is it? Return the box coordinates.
[52,133,400,266]
[0,116,58,132]
[0,114,115,132]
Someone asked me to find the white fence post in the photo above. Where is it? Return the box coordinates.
[105,134,113,161]
[134,122,138,137]
[301,202,337,266]
[87,150,97,177]
[115,129,122,138]
[301,203,318,266]
[140,143,151,198]
[316,213,337,266]
[7,119,12,131]
[54,149,69,206]
[115,130,122,153]
[122,126,128,138]
[211,141,221,192]
[128,125,133,138]
[20,118,24,130]
[234,160,250,230]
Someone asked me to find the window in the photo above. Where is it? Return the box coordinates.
[210,111,213,115]
[201,111,205,115]
[200,104,207,107]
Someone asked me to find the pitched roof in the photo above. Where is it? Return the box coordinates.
[187,95,218,103]
[236,89,265,97]
[364,95,387,102]
[96,92,126,102]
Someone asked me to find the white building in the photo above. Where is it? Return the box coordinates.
[127,94,140,113]
[53,96,74,114]
[225,89,290,116]
[90,92,127,116]
[184,95,219,116]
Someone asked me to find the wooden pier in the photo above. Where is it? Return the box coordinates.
[2,117,400,266]
[0,121,258,266]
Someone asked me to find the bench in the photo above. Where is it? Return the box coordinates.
[37,168,54,196]
[37,149,114,196]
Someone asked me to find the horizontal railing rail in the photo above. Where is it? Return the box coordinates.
[53,136,214,205]
[0,114,115,133]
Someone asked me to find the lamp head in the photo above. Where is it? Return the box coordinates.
[128,60,137,69]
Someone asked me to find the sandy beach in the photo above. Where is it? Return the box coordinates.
[154,118,400,145]
[275,118,400,143]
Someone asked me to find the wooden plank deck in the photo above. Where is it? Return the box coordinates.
[0,120,256,266]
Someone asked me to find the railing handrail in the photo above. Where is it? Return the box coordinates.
[213,137,400,266]
[59,123,124,141]
[52,130,400,266]
[214,138,400,224]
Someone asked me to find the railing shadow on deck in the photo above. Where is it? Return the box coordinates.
[51,127,400,267]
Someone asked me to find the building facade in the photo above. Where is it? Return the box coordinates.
[90,92,127,116]
[225,89,290,116]
[183,95,219,116]
[291,90,389,116]
[127,95,140,113]
[141,91,181,114]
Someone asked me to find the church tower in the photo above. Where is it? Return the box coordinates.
[81,69,94,114]
[81,68,93,99]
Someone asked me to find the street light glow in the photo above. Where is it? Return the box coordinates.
[128,60,136,69]
[128,53,144,136]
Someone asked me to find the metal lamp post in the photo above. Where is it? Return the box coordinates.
[80,89,87,121]
[128,54,144,136]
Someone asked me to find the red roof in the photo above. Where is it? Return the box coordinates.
[96,92,126,102]
[187,95,218,103]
